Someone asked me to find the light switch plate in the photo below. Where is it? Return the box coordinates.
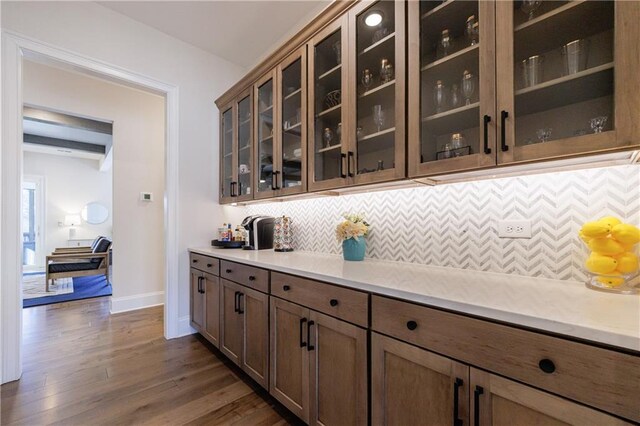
[140,192,153,202]
[498,220,532,238]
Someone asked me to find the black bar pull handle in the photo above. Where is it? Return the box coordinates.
[453,378,463,426]
[483,115,492,155]
[238,181,242,196]
[229,181,235,197]
[347,151,355,177]
[234,291,240,313]
[307,320,315,351]
[271,171,277,191]
[274,171,281,190]
[474,385,484,426]
[238,292,244,314]
[197,276,202,293]
[299,317,307,348]
[500,110,509,152]
[340,153,347,178]
[200,277,205,294]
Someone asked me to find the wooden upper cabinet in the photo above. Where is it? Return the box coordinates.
[219,90,253,203]
[348,0,406,185]
[470,368,631,426]
[277,47,308,196]
[496,0,640,164]
[408,0,497,177]
[219,103,235,203]
[308,16,350,192]
[254,70,278,199]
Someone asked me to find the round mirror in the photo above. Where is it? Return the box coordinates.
[81,202,109,225]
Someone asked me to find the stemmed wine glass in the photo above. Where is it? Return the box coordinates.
[362,69,373,92]
[372,105,385,132]
[461,70,475,106]
[590,116,608,134]
[521,0,542,21]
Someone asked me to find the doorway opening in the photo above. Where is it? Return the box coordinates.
[21,175,45,273]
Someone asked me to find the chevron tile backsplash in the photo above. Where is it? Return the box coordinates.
[243,165,640,282]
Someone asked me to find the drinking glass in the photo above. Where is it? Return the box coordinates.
[461,70,475,105]
[438,29,453,58]
[521,0,542,21]
[372,105,385,132]
[521,55,543,87]
[380,59,394,83]
[561,39,589,75]
[536,128,552,143]
[450,84,462,108]
[323,127,334,148]
[590,116,608,133]
[465,15,479,46]
[433,80,448,113]
[362,69,373,91]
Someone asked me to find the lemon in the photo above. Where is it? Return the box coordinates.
[588,237,625,255]
[611,223,640,246]
[585,253,618,274]
[580,221,611,238]
[596,276,625,287]
[598,216,622,228]
[615,252,639,274]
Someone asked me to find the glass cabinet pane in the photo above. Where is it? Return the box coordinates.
[237,95,252,197]
[257,79,275,193]
[512,1,614,146]
[313,29,343,183]
[221,107,234,199]
[281,58,303,189]
[355,1,396,175]
[420,0,482,163]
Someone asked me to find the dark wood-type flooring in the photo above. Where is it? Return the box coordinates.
[1,297,298,425]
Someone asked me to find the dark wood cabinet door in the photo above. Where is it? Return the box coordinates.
[241,286,269,388]
[470,368,630,426]
[202,273,220,348]
[220,278,243,366]
[270,297,310,423]
[190,269,204,331]
[309,310,367,426]
[371,332,469,426]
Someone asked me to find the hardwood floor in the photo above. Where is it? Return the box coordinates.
[1,298,299,425]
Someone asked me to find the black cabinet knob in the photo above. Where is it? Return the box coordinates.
[192,259,198,263]
[226,269,232,273]
[406,321,418,331]
[207,263,212,268]
[249,275,256,281]
[329,299,339,307]
[538,358,556,374]
[283,285,290,291]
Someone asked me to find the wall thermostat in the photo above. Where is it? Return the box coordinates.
[140,192,153,202]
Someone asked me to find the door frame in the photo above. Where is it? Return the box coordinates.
[1,30,181,384]
[21,174,46,272]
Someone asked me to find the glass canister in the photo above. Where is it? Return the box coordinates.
[274,215,294,252]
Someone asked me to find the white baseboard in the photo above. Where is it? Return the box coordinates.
[177,315,197,337]
[110,291,164,314]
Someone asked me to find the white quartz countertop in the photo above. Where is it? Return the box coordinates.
[190,247,640,352]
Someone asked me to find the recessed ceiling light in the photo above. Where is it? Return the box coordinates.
[365,11,383,27]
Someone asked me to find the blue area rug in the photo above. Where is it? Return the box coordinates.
[23,274,112,308]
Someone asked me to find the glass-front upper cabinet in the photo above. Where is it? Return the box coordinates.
[254,70,277,199]
[277,47,307,196]
[236,90,253,201]
[350,0,405,184]
[496,1,640,164]
[408,0,496,177]
[308,17,349,192]
[220,104,235,203]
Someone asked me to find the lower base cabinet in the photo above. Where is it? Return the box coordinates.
[270,297,367,425]
[190,268,220,347]
[220,278,269,388]
[372,333,629,426]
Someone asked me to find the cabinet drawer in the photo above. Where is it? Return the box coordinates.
[271,272,368,327]
[220,260,269,293]
[372,295,640,422]
[190,253,219,275]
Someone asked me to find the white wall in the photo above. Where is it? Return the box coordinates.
[1,1,245,324]
[23,60,164,309]
[23,151,113,262]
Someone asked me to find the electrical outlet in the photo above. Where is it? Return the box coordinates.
[498,220,532,238]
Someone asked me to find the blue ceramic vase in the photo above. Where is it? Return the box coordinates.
[342,237,366,261]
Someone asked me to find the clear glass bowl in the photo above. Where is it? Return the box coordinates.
[585,272,639,295]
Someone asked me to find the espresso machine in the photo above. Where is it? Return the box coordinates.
[241,216,275,250]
